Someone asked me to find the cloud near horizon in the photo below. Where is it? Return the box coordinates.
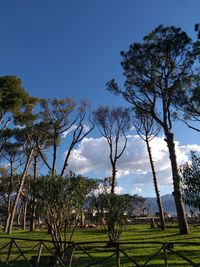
[66,135,200,195]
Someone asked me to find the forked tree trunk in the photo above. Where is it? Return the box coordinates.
[165,131,189,235]
[146,140,166,230]
[7,150,33,234]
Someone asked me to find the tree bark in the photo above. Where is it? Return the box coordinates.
[52,136,57,176]
[4,209,11,232]
[146,140,166,230]
[4,161,14,232]
[30,155,38,231]
[111,162,117,194]
[165,131,189,234]
[17,203,23,227]
[22,200,27,230]
[29,198,36,232]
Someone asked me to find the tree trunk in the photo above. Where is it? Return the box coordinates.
[7,150,33,234]
[4,211,11,233]
[4,195,11,232]
[60,145,72,177]
[17,203,23,227]
[29,198,36,232]
[146,140,166,230]
[111,162,117,194]
[30,155,38,232]
[22,200,27,230]
[52,137,57,176]
[4,162,14,232]
[165,131,189,235]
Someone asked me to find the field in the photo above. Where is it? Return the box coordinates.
[0,224,200,266]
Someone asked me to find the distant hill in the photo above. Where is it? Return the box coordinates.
[145,194,196,216]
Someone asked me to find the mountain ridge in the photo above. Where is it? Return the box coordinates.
[145,194,194,216]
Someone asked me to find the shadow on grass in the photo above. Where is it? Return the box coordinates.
[0,248,200,267]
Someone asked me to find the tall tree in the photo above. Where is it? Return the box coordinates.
[107,25,198,234]
[0,140,24,232]
[0,76,37,234]
[93,106,131,194]
[132,109,166,230]
[7,127,37,234]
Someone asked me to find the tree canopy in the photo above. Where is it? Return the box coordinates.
[107,25,199,234]
[181,152,200,209]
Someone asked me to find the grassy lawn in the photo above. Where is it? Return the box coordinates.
[0,224,200,266]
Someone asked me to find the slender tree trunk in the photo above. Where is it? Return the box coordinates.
[17,203,23,227]
[52,137,57,176]
[60,145,72,177]
[30,198,36,231]
[146,140,166,230]
[4,196,11,232]
[64,219,67,254]
[30,155,38,231]
[22,200,27,230]
[7,150,33,234]
[110,159,117,194]
[165,131,189,235]
[4,162,13,232]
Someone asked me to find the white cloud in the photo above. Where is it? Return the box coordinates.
[66,135,200,194]
[62,125,78,138]
[62,124,92,138]
[93,183,124,195]
[132,186,142,194]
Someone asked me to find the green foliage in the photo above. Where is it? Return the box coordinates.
[107,25,197,122]
[181,152,200,209]
[0,76,36,115]
[33,174,98,220]
[39,98,76,131]
[91,192,137,242]
[31,174,98,255]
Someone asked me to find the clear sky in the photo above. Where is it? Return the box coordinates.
[1,0,200,197]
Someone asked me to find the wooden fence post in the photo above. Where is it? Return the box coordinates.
[163,244,168,267]
[6,239,14,264]
[116,243,120,267]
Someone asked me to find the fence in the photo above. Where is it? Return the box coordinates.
[0,237,200,266]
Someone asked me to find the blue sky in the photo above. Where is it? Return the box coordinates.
[1,0,200,196]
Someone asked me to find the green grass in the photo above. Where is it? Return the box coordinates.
[0,224,200,266]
